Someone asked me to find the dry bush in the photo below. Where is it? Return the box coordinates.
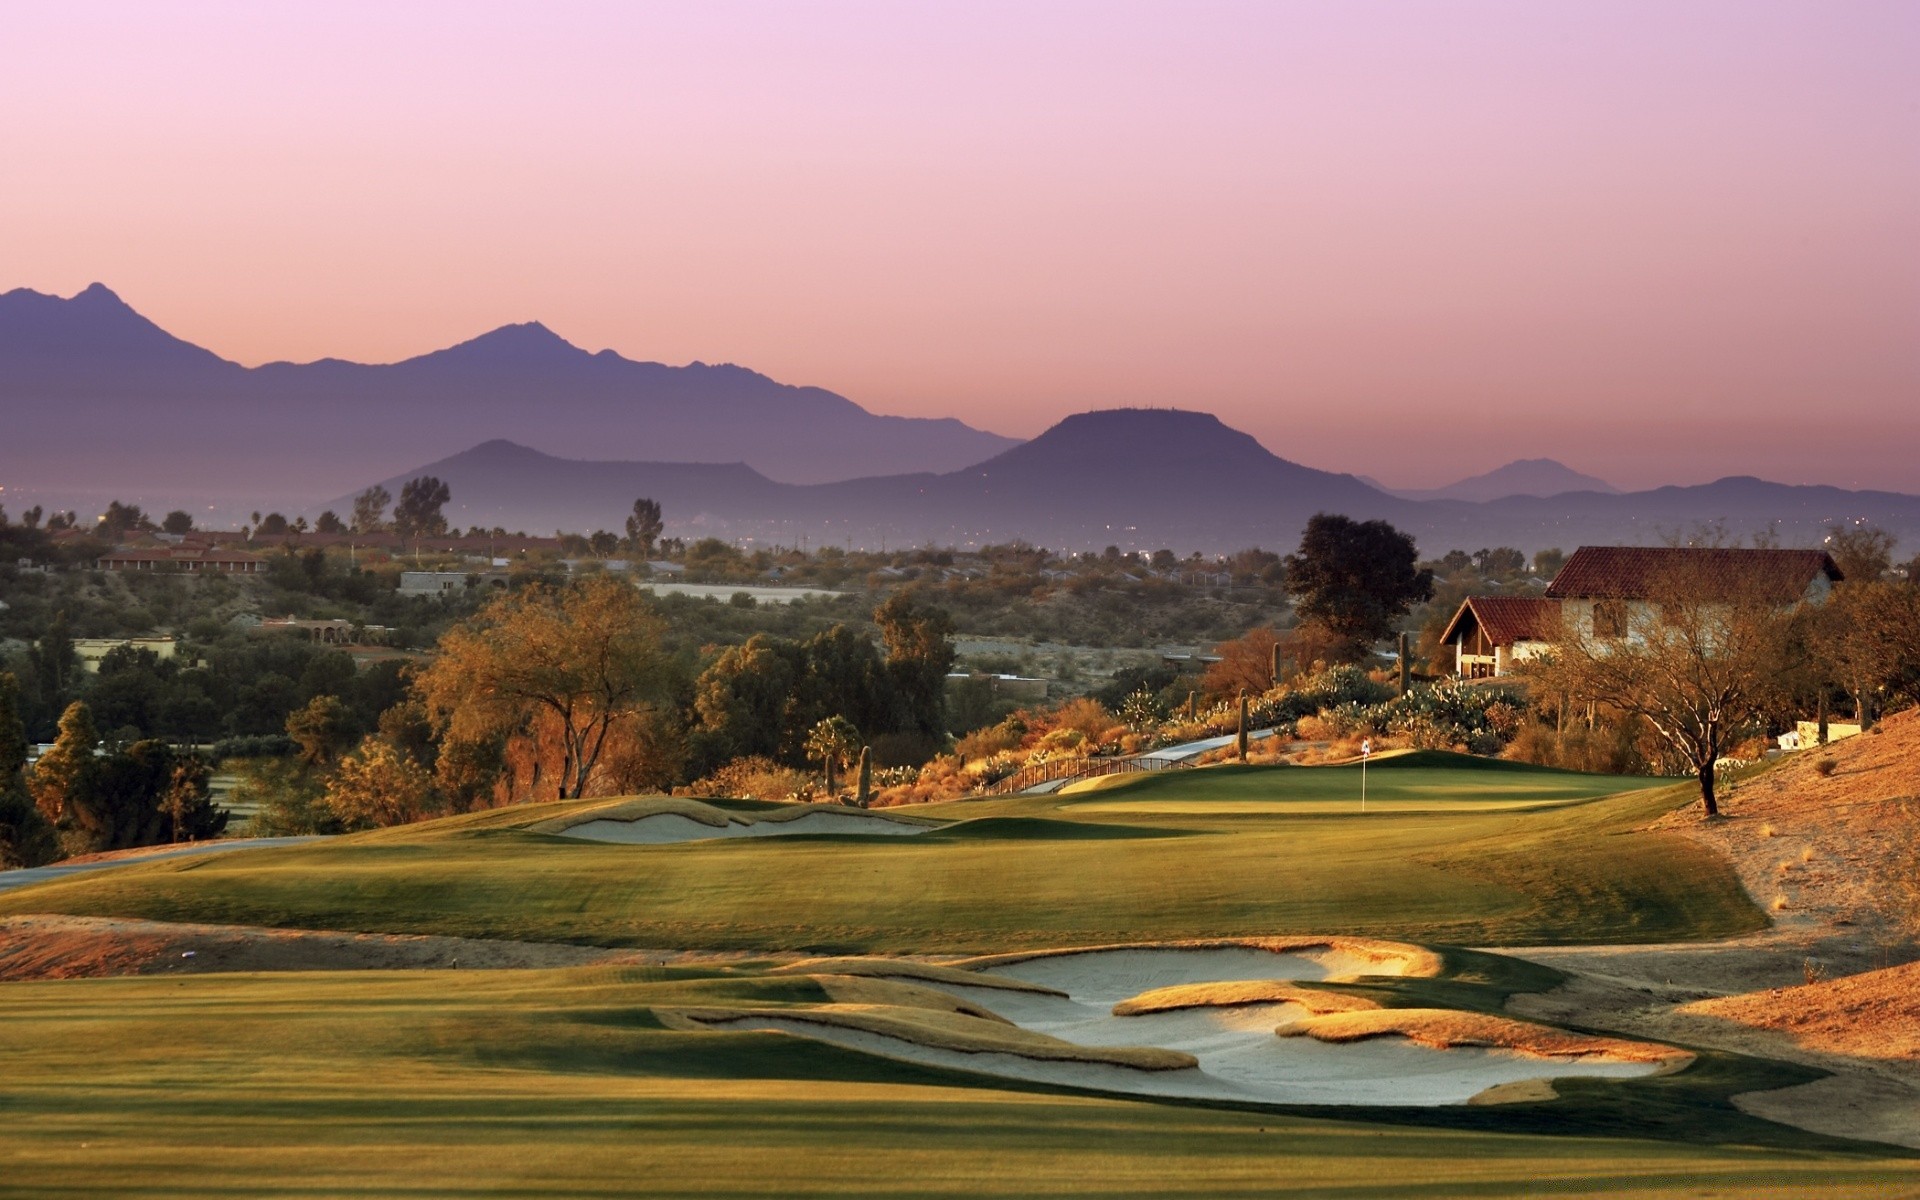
[679,756,812,801]
[1814,757,1839,777]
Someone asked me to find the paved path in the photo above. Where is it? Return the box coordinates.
[0,837,318,895]
[1132,728,1280,764]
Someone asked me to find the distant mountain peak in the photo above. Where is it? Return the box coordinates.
[424,320,590,366]
[1388,458,1621,503]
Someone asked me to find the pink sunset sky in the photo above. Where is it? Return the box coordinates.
[4,1,1916,491]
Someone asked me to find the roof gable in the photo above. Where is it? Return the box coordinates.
[1440,595,1559,646]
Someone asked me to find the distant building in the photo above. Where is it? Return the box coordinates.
[73,636,179,673]
[1442,546,1843,679]
[1439,596,1557,679]
[398,570,509,596]
[254,617,392,646]
[96,542,264,573]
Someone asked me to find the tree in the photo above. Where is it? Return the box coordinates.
[1806,581,1920,729]
[1533,547,1566,578]
[0,673,59,867]
[322,737,441,829]
[161,510,195,535]
[97,500,153,540]
[1201,627,1282,698]
[805,716,861,797]
[351,486,392,533]
[626,498,665,557]
[286,695,357,768]
[1823,524,1897,583]
[1284,514,1434,649]
[315,510,347,535]
[414,576,671,800]
[1527,563,1796,817]
[587,529,620,558]
[393,476,451,538]
[256,512,290,536]
[30,701,99,827]
[874,591,956,738]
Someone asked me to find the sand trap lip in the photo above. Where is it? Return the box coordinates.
[771,957,1067,996]
[723,943,1680,1107]
[538,798,938,844]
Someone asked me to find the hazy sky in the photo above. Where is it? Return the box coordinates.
[5,1,1916,490]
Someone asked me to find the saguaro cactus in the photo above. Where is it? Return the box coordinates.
[855,745,873,809]
[1236,689,1249,762]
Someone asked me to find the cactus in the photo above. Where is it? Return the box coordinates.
[1236,690,1249,762]
[1271,643,1283,688]
[855,745,873,809]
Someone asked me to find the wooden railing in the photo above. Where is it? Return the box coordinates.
[985,754,1193,796]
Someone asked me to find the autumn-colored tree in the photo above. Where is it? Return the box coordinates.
[30,701,99,826]
[323,737,441,829]
[1806,580,1920,728]
[286,695,357,768]
[1201,627,1282,699]
[414,576,671,800]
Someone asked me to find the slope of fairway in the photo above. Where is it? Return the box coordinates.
[0,965,1912,1198]
[0,760,1764,952]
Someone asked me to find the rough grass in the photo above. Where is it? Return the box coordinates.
[0,765,1763,953]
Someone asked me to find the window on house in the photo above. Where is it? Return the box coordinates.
[1593,600,1628,638]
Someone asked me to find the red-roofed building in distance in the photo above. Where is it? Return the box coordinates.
[1441,546,1843,679]
[95,538,266,573]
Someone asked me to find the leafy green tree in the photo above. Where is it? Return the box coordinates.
[286,695,358,768]
[23,612,79,737]
[393,476,452,538]
[256,513,290,536]
[874,592,956,738]
[314,510,347,534]
[626,498,665,557]
[161,510,194,535]
[1283,514,1434,650]
[351,486,392,533]
[97,500,153,540]
[0,673,59,867]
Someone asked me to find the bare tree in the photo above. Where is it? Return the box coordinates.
[1527,562,1797,817]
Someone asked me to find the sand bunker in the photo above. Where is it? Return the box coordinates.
[703,943,1677,1107]
[541,798,937,844]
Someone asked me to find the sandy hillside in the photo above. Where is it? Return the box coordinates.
[1508,711,1920,1149]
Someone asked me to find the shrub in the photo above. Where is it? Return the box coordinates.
[1814,757,1838,777]
[679,756,813,802]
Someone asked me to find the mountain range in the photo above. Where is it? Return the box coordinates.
[7,284,1918,556]
[333,411,1920,556]
[0,283,1017,498]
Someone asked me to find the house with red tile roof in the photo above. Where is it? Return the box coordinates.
[1441,546,1842,678]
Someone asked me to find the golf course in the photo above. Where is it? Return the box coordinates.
[2,753,1916,1196]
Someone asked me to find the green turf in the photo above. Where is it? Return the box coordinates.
[0,759,1763,951]
[1,966,1913,1199]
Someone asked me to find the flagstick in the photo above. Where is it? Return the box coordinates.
[1360,738,1370,814]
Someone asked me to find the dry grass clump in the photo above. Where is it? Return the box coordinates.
[663,1003,1196,1071]
[1276,1009,1693,1068]
[1771,895,1790,911]
[525,796,735,835]
[958,937,1444,980]
[1759,823,1776,838]
[1112,981,1377,1017]
[770,957,1065,996]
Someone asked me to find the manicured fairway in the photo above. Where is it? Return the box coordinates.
[1,967,1913,1199]
[0,757,1760,951]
